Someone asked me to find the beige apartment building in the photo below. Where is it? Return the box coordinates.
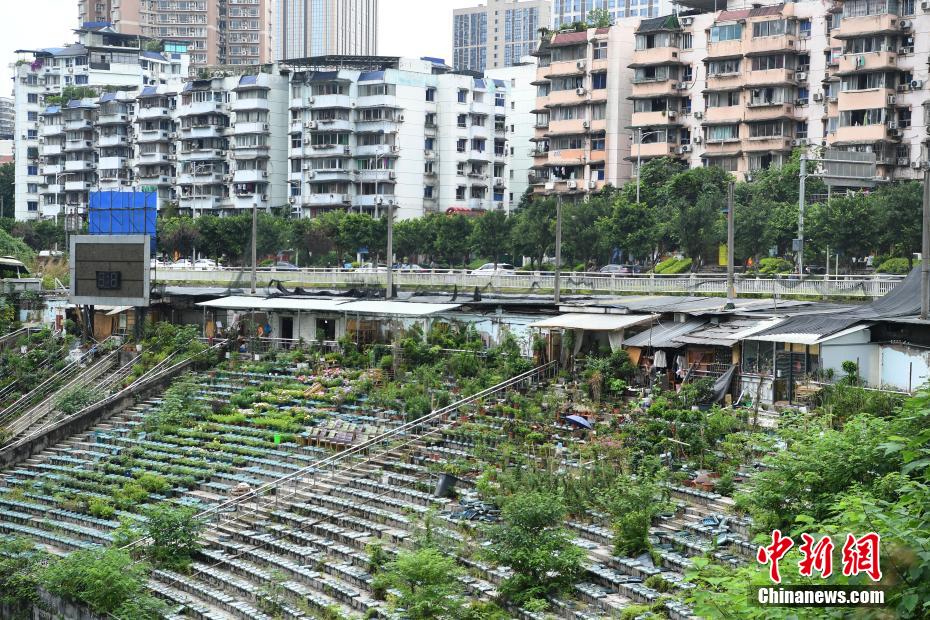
[529,25,636,195]
[454,0,552,71]
[630,0,930,181]
[78,0,276,68]
[532,0,930,194]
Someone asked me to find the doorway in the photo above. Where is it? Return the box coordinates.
[280,316,294,341]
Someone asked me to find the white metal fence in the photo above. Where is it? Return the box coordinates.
[154,267,904,299]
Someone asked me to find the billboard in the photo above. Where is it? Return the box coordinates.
[69,235,151,307]
[88,190,157,237]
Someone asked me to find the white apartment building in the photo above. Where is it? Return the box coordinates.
[285,57,515,220]
[12,26,189,220]
[486,58,538,205]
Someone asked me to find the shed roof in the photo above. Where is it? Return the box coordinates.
[623,319,708,348]
[529,313,654,331]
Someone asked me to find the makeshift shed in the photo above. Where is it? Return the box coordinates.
[529,313,655,360]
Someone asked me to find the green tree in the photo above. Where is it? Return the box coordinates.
[597,195,657,263]
[872,180,922,264]
[661,166,730,266]
[395,216,432,264]
[470,210,512,267]
[434,214,474,267]
[562,193,611,267]
[0,536,45,608]
[807,193,878,267]
[586,7,612,27]
[140,503,206,569]
[373,547,465,619]
[485,491,585,605]
[158,216,200,259]
[0,163,14,219]
[510,197,554,267]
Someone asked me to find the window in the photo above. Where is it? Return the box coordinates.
[682,65,693,82]
[706,90,740,107]
[425,137,435,150]
[457,89,468,103]
[425,113,436,127]
[358,83,396,96]
[591,103,607,120]
[27,94,39,104]
[495,93,505,107]
[749,121,786,138]
[705,124,739,141]
[634,66,675,82]
[455,186,466,200]
[708,59,740,75]
[457,162,466,175]
[27,130,37,139]
[681,33,693,49]
[748,87,788,106]
[424,161,434,174]
[710,23,742,42]
[797,86,810,104]
[471,138,485,152]
[842,72,888,91]
[898,107,912,128]
[457,114,468,128]
[425,87,436,102]
[752,19,787,37]
[593,40,607,59]
[591,136,605,150]
[27,183,38,193]
[27,165,38,176]
[592,72,607,89]
[799,19,812,37]
[424,186,434,198]
[751,54,789,71]
[457,139,467,152]
[706,156,739,172]
[842,0,899,18]
[27,201,38,212]
[75,75,88,85]
[795,121,808,138]
[27,111,38,121]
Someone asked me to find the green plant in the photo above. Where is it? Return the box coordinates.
[654,256,692,274]
[876,257,913,274]
[372,547,464,619]
[139,504,205,569]
[758,257,794,275]
[87,498,115,519]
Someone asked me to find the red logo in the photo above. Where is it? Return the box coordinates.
[841,533,883,582]
[757,531,883,583]
[757,529,794,584]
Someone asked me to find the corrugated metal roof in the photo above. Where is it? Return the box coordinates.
[748,4,784,17]
[358,70,384,81]
[551,31,588,46]
[717,9,751,21]
[141,50,167,61]
[99,92,116,103]
[139,86,158,97]
[623,319,708,348]
[197,296,348,311]
[239,74,258,86]
[43,105,61,114]
[339,300,461,316]
[529,313,655,331]
[673,318,780,347]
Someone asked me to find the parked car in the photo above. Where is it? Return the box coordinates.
[599,264,642,275]
[472,263,516,274]
[170,259,193,269]
[271,261,300,271]
[395,264,425,271]
[150,258,170,269]
[356,263,387,272]
[194,258,218,270]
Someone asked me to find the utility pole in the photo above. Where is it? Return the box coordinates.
[636,127,642,205]
[250,198,257,294]
[921,167,930,320]
[554,192,563,304]
[726,181,735,303]
[798,155,807,280]
[386,203,394,299]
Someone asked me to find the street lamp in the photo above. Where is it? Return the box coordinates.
[55,171,79,227]
[632,128,665,204]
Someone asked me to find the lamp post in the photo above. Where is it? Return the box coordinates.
[55,171,78,224]
[633,128,665,204]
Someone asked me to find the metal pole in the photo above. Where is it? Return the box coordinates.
[554,193,562,304]
[921,168,930,320]
[386,203,394,299]
[726,181,735,302]
[636,127,642,205]
[798,155,806,280]
[250,198,257,294]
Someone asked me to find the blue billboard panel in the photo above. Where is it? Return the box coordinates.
[88,190,157,237]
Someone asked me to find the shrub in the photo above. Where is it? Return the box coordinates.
[876,257,913,274]
[87,498,115,519]
[758,257,794,275]
[654,257,692,274]
[136,473,170,494]
[141,504,205,569]
[372,547,464,620]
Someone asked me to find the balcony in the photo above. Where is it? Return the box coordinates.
[631,110,682,126]
[546,88,588,106]
[233,169,269,183]
[632,141,675,158]
[356,95,400,109]
[64,118,93,131]
[744,102,796,121]
[233,121,269,135]
[42,164,63,175]
[184,125,226,139]
[138,151,172,164]
[64,159,95,172]
[138,128,171,142]
[180,196,217,212]
[40,144,62,156]
[137,171,172,185]
[837,89,894,111]
[745,34,798,56]
[547,119,588,136]
[467,198,488,210]
[308,168,354,182]
[43,184,62,194]
[744,135,793,152]
[178,101,226,117]
[745,69,796,87]
[835,123,893,143]
[837,50,897,74]
[354,144,397,158]
[313,118,352,132]
[546,148,585,166]
[308,94,352,109]
[178,172,225,185]
[305,144,353,157]
[97,112,130,125]
[65,180,90,191]
[233,146,270,160]
[353,194,396,208]
[631,47,682,67]
[631,79,679,98]
[307,193,351,206]
[545,59,587,79]
[704,106,743,124]
[589,149,606,162]
[355,119,401,135]
[231,97,270,112]
[181,148,226,161]
[833,13,900,38]
[357,169,396,182]
[64,139,94,152]
[40,124,64,137]
[706,40,744,60]
[98,156,128,170]
[97,134,129,147]
[137,106,170,120]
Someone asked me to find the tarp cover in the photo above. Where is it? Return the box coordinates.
[711,365,737,403]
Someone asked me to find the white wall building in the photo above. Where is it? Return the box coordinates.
[486,58,538,206]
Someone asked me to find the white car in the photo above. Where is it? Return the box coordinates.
[194,258,218,270]
[472,263,516,274]
[150,258,170,269]
[170,259,193,269]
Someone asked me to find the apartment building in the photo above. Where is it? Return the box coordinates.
[453,0,551,71]
[529,25,636,196]
[12,26,189,220]
[550,0,674,26]
[627,0,930,180]
[276,0,379,61]
[0,98,14,140]
[487,59,538,205]
[77,0,274,67]
[285,57,515,220]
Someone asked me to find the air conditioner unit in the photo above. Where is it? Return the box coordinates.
[675,82,687,90]
[922,0,930,10]
[566,180,577,189]
[899,19,911,28]
[260,194,269,201]
[493,176,504,186]
[374,194,384,205]
[887,95,897,105]
[911,79,924,89]
[307,96,315,104]
[888,128,902,138]
[261,171,268,177]
[795,71,808,82]
[576,87,586,96]
[792,138,808,146]
[693,111,703,119]
[544,181,555,190]
[262,123,269,130]
[876,176,890,182]
[396,114,404,122]
[391,145,400,153]
[343,146,351,154]
[305,170,315,177]
[678,144,692,154]
[305,121,317,129]
[897,157,910,166]
[288,196,297,204]
[888,120,898,129]
[582,120,589,128]
[576,60,586,70]
[913,161,924,169]
[680,16,693,25]
[813,92,824,102]
[388,171,396,179]
[667,111,677,120]
[692,136,702,144]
